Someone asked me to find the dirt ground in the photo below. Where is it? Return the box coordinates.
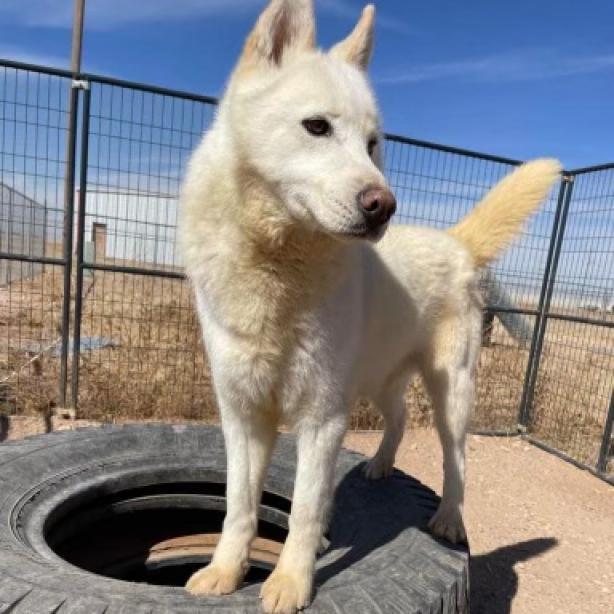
[345,430,614,614]
[3,417,613,614]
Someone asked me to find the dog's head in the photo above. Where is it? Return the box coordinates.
[225,0,395,241]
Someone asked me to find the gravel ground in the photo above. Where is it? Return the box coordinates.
[3,417,612,614]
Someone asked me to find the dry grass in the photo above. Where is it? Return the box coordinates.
[1,268,611,471]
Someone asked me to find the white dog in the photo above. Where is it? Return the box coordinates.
[180,1,561,612]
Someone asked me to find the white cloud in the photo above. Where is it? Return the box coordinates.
[0,46,69,69]
[378,48,614,85]
[322,0,412,34]
[0,0,411,33]
[0,45,110,74]
[0,0,261,29]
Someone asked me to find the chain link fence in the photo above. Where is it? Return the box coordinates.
[1,59,612,482]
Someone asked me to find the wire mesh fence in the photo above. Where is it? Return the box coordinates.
[0,63,72,420]
[0,59,612,482]
[69,79,216,420]
[526,168,614,473]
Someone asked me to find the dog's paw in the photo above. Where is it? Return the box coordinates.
[363,454,394,480]
[260,569,312,614]
[185,563,244,596]
[428,506,467,545]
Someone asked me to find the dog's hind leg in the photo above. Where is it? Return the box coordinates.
[187,402,277,596]
[363,374,409,480]
[421,308,481,545]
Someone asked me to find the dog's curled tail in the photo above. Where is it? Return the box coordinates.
[449,158,562,268]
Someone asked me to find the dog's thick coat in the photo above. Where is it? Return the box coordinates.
[180,2,561,612]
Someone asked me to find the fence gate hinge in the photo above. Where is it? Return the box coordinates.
[72,79,90,90]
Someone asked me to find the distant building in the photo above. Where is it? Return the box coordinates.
[0,183,46,285]
[77,187,180,269]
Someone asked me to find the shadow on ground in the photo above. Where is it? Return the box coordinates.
[471,537,558,614]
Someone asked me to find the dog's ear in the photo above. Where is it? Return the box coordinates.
[330,4,375,70]
[238,0,315,70]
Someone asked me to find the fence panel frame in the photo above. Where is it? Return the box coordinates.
[0,59,79,413]
[69,81,91,407]
[58,84,80,408]
[519,164,614,481]
[518,175,574,427]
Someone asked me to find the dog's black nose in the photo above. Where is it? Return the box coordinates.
[358,186,397,229]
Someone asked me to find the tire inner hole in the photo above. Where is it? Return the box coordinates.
[44,481,293,587]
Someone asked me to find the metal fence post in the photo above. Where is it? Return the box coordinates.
[70,81,91,409]
[596,391,614,474]
[58,85,80,408]
[518,174,575,428]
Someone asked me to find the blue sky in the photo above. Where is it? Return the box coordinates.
[0,0,612,169]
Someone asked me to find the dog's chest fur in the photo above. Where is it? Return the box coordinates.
[192,227,359,416]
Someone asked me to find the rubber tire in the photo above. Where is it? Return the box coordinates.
[0,424,468,613]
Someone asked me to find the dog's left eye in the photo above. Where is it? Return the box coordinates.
[367,138,378,156]
[302,118,332,137]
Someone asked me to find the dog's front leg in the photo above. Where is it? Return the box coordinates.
[187,400,277,596]
[260,413,346,614]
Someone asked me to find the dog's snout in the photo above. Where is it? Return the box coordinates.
[358,186,397,228]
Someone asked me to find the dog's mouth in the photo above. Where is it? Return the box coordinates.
[334,223,388,242]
